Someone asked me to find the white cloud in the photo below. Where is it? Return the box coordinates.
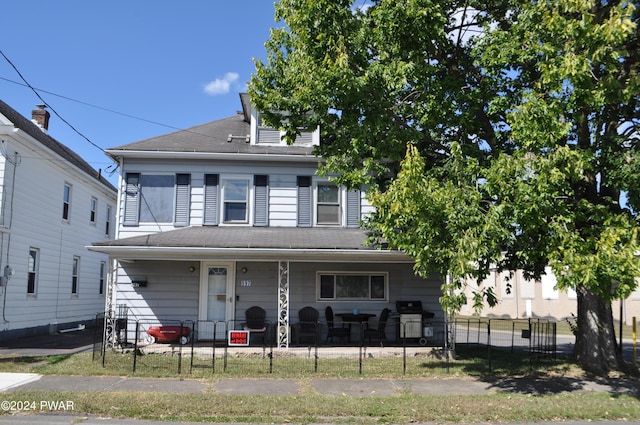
[204,72,240,95]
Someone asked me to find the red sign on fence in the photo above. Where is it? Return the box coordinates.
[228,330,250,346]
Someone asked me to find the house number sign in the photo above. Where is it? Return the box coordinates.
[240,280,252,287]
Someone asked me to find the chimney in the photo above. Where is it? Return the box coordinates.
[32,104,50,132]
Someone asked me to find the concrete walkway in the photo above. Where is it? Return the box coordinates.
[1,372,639,397]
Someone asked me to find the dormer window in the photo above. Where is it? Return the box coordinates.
[250,110,319,146]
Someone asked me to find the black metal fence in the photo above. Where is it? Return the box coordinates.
[453,318,559,372]
[93,315,561,375]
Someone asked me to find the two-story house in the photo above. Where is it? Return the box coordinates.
[0,100,117,341]
[90,93,443,347]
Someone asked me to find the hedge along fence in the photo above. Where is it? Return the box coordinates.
[93,316,561,376]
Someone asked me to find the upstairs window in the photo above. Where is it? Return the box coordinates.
[62,183,72,220]
[139,175,174,223]
[222,177,249,223]
[124,173,188,226]
[316,182,340,225]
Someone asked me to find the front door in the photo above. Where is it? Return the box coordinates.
[198,262,235,340]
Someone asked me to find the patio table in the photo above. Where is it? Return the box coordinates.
[335,313,376,343]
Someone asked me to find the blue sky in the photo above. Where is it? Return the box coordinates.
[0,1,279,185]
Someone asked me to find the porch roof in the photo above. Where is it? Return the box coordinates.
[89,226,412,262]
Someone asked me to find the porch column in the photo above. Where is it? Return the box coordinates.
[277,260,290,348]
[104,258,118,347]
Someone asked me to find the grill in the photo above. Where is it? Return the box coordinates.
[396,301,435,340]
[396,301,435,317]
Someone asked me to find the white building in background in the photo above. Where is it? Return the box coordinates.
[458,267,640,324]
[0,100,117,340]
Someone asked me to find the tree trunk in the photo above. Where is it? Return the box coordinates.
[573,287,621,375]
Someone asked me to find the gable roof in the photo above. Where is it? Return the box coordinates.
[106,94,316,158]
[90,226,409,262]
[0,99,116,192]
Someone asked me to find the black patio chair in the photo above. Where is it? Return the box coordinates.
[325,306,350,344]
[243,305,268,345]
[363,308,391,345]
[295,306,319,345]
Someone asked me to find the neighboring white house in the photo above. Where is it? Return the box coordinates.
[90,93,444,347]
[0,100,117,341]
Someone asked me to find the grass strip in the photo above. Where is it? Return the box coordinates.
[1,389,639,424]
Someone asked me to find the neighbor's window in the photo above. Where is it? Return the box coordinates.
[222,177,249,223]
[316,182,340,225]
[105,205,112,236]
[318,272,387,300]
[62,183,72,220]
[72,256,80,295]
[27,248,39,295]
[90,197,97,224]
[99,261,106,295]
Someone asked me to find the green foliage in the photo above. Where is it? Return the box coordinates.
[250,0,640,371]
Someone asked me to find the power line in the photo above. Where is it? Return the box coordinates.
[0,49,104,153]
[0,74,231,143]
[0,75,185,133]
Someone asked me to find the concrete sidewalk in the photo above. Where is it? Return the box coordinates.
[2,372,639,397]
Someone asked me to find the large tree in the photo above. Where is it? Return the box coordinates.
[249,0,640,374]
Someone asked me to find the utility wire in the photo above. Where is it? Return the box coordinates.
[0,75,233,143]
[0,49,104,152]
[0,75,185,133]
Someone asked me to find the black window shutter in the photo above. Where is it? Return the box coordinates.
[254,175,269,226]
[204,174,219,226]
[297,176,312,227]
[174,174,191,226]
[123,173,140,226]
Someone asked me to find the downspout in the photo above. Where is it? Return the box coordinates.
[1,146,19,323]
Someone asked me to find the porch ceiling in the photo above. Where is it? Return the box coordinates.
[88,226,412,262]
